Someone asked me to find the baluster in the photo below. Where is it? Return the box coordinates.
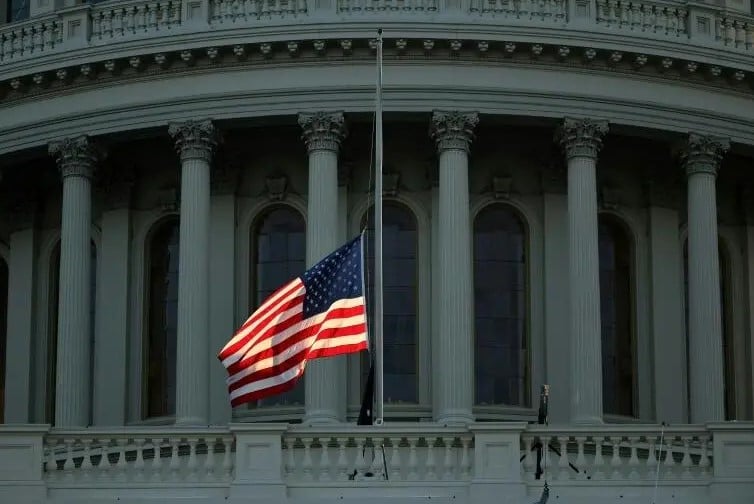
[425,438,437,480]
[557,436,570,480]
[169,439,181,480]
[298,0,307,13]
[91,12,102,40]
[646,435,658,478]
[681,436,692,479]
[336,438,348,481]
[116,438,129,482]
[12,29,22,58]
[677,8,688,36]
[22,27,32,55]
[407,437,419,481]
[62,439,74,478]
[745,22,753,50]
[151,439,164,482]
[370,440,384,478]
[619,1,628,28]
[725,18,735,46]
[595,0,605,24]
[222,438,233,479]
[187,439,199,480]
[656,7,667,35]
[607,0,617,27]
[698,435,711,476]
[443,438,454,480]
[522,436,535,479]
[148,3,159,30]
[460,437,471,479]
[669,8,679,36]
[630,3,640,30]
[112,8,122,37]
[302,438,314,481]
[354,438,367,477]
[609,437,623,480]
[204,438,217,480]
[735,20,745,48]
[627,436,640,480]
[642,4,653,33]
[104,10,114,38]
[389,438,401,481]
[100,441,112,479]
[80,438,94,480]
[134,439,146,482]
[592,436,605,480]
[32,24,42,53]
[285,438,296,478]
[319,437,332,482]
[575,436,587,479]
[44,440,59,476]
[663,438,676,478]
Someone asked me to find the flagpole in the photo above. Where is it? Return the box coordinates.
[374,28,385,426]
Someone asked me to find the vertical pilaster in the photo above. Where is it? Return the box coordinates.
[3,205,38,423]
[681,134,729,423]
[556,117,608,425]
[169,119,218,425]
[429,110,478,425]
[93,176,133,426]
[49,135,98,427]
[299,111,347,424]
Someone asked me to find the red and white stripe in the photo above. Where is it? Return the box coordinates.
[218,277,368,407]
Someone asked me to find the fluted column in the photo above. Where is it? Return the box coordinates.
[681,134,729,423]
[168,119,217,425]
[556,118,609,425]
[49,136,98,427]
[299,111,347,424]
[429,111,478,425]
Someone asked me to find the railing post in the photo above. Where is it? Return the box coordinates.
[0,425,49,502]
[181,0,211,28]
[687,3,720,45]
[58,5,91,50]
[229,424,289,501]
[468,423,527,503]
[709,423,754,501]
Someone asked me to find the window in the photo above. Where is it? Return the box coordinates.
[0,257,8,422]
[362,202,418,404]
[145,219,179,419]
[598,215,635,417]
[683,239,735,419]
[7,0,29,22]
[250,206,306,407]
[473,204,529,407]
[46,241,97,425]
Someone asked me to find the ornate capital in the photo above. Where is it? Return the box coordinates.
[680,134,729,177]
[555,118,609,160]
[168,119,218,163]
[298,112,347,154]
[429,111,479,153]
[48,135,99,179]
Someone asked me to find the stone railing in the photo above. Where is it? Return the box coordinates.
[0,422,752,503]
[0,0,753,70]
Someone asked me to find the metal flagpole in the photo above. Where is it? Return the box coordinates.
[374,28,385,426]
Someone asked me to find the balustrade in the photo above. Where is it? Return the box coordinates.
[90,0,182,42]
[468,0,566,23]
[0,14,61,62]
[210,0,308,23]
[594,0,688,37]
[338,0,438,14]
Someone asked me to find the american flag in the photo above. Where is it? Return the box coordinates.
[218,235,369,407]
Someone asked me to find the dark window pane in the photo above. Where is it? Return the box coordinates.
[0,258,7,423]
[599,216,635,417]
[146,219,180,418]
[473,205,528,407]
[8,0,29,22]
[251,206,306,408]
[362,203,419,404]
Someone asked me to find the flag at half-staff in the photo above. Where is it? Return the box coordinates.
[218,235,369,407]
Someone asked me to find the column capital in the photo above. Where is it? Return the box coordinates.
[429,111,479,154]
[298,111,347,153]
[680,133,730,177]
[555,117,609,160]
[49,135,100,179]
[168,119,218,163]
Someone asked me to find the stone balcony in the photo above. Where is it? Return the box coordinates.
[0,0,752,91]
[1,422,754,503]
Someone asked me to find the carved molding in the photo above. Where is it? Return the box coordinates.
[265,175,288,201]
[680,133,730,177]
[157,186,180,211]
[298,111,347,154]
[168,119,218,163]
[492,175,513,199]
[599,184,621,210]
[429,111,479,154]
[540,161,567,194]
[555,117,609,160]
[48,135,100,179]
[383,172,401,196]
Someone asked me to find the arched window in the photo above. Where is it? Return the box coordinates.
[598,215,635,417]
[0,257,8,422]
[46,240,97,424]
[473,204,528,407]
[362,202,418,404]
[683,239,735,419]
[250,206,306,407]
[145,219,179,419]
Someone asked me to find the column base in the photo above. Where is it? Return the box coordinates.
[303,410,340,425]
[175,415,209,426]
[436,410,474,426]
[571,414,604,425]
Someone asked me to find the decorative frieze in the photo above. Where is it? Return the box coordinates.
[298,112,347,154]
[168,119,218,163]
[49,135,100,179]
[680,134,730,177]
[429,111,479,154]
[555,117,609,160]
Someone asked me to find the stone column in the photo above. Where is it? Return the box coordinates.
[681,134,729,424]
[556,118,608,425]
[168,119,217,425]
[298,111,347,424]
[429,110,478,425]
[49,136,98,427]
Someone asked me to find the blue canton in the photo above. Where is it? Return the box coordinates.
[301,235,364,318]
